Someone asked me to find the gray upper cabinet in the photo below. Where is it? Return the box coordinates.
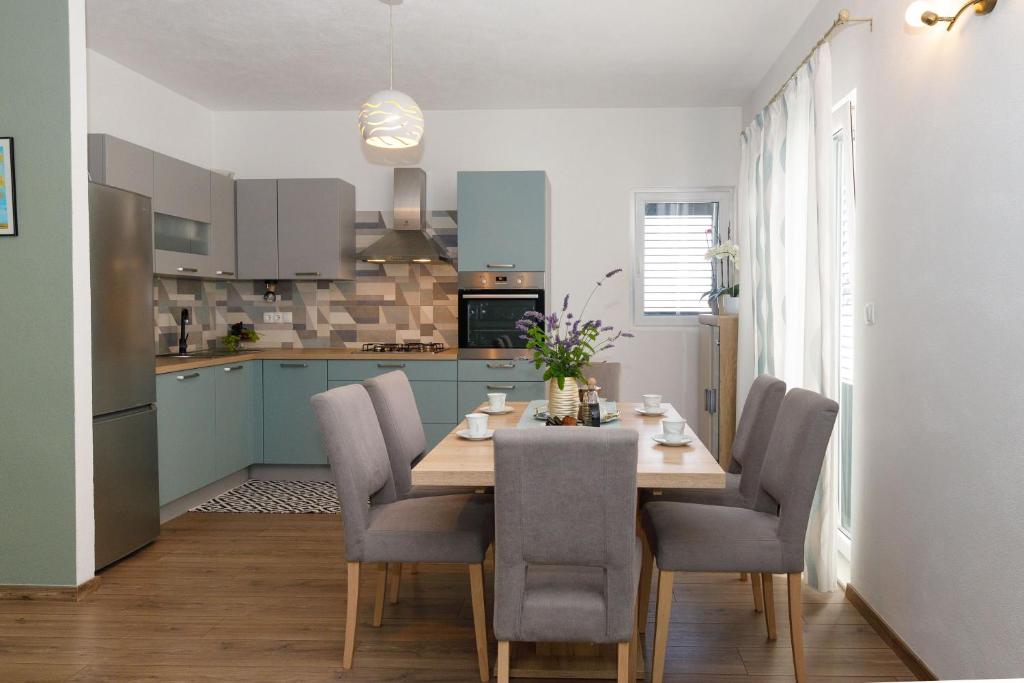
[153,153,212,224]
[457,170,549,273]
[236,178,356,281]
[88,134,154,198]
[278,179,356,281]
[210,172,237,279]
[235,179,280,280]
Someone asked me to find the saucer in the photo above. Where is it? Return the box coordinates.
[481,407,513,415]
[652,433,692,447]
[635,406,668,416]
[457,429,495,441]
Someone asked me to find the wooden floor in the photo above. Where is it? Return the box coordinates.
[0,513,916,682]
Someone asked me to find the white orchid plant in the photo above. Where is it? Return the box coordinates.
[702,228,739,303]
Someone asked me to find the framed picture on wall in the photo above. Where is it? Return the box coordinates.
[0,137,17,237]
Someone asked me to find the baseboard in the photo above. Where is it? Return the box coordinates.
[845,583,937,681]
[249,464,332,481]
[0,575,101,602]
[160,469,251,523]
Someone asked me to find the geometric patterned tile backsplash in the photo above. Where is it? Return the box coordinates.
[154,210,459,354]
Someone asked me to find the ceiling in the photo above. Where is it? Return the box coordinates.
[85,0,818,111]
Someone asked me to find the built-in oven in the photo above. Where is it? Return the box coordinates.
[458,271,545,359]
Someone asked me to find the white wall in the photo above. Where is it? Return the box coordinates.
[214,108,741,422]
[746,1,1024,677]
[87,49,213,168]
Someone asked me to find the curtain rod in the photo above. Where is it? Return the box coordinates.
[757,9,872,115]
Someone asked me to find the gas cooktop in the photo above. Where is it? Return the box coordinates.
[359,342,447,354]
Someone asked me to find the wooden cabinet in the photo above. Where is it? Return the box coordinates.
[328,360,457,451]
[235,179,279,280]
[152,154,214,278]
[87,134,154,198]
[213,362,254,479]
[456,359,546,417]
[278,179,356,281]
[457,171,549,272]
[697,314,737,468]
[157,368,216,505]
[236,178,356,281]
[263,360,329,465]
[209,172,237,279]
[153,153,211,223]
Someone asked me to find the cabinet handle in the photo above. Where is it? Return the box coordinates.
[216,270,235,276]
[223,365,245,372]
[709,388,718,414]
[487,362,516,369]
[176,267,198,273]
[176,372,200,381]
[487,384,516,390]
[294,271,321,277]
[486,263,516,269]
[376,362,406,368]
[280,362,308,368]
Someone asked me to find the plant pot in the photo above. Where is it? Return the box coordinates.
[720,294,740,316]
[547,376,580,419]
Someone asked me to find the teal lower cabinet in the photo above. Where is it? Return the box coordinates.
[326,360,459,453]
[213,361,255,479]
[157,368,216,505]
[457,380,547,417]
[263,360,329,464]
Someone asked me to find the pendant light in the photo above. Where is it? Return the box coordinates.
[358,0,424,149]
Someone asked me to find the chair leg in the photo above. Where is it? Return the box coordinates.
[468,563,490,682]
[651,569,674,683]
[740,572,748,582]
[761,573,777,640]
[343,562,360,669]
[751,571,765,613]
[628,618,640,681]
[387,562,402,604]
[372,562,387,627]
[617,641,631,683]
[788,573,807,683]
[497,641,510,683]
[637,530,654,635]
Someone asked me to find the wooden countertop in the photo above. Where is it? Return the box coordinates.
[155,348,458,374]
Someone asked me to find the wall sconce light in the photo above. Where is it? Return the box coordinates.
[905,0,997,31]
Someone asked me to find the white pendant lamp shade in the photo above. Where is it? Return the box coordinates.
[359,0,423,149]
[358,89,424,149]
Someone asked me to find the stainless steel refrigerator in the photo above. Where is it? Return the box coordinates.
[90,182,160,570]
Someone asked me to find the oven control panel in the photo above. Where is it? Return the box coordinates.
[457,271,545,290]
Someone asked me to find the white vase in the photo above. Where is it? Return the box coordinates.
[547,376,580,418]
[721,294,740,316]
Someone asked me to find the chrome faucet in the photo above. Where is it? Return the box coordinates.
[178,308,190,355]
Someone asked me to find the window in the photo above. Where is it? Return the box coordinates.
[833,98,857,556]
[632,189,734,325]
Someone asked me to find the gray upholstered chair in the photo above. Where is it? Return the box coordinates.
[363,370,482,604]
[311,384,494,680]
[582,361,621,401]
[493,428,641,683]
[637,374,786,624]
[641,388,838,683]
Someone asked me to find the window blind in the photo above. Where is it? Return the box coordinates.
[641,202,717,315]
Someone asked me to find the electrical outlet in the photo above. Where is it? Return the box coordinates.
[282,311,293,323]
[272,312,284,324]
[262,312,274,323]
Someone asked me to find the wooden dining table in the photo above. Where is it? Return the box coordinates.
[411,400,726,680]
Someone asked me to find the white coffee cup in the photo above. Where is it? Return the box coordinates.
[487,393,507,412]
[661,417,686,444]
[466,413,489,437]
[642,394,663,411]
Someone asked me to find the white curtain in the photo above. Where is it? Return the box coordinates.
[738,44,838,592]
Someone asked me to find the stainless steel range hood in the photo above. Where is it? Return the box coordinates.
[359,168,450,264]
